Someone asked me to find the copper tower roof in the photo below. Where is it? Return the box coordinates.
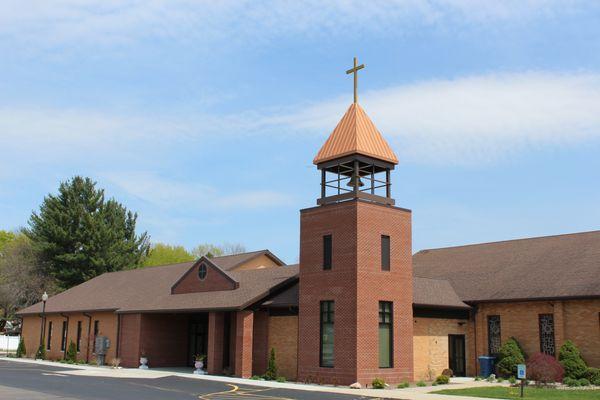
[313,103,398,165]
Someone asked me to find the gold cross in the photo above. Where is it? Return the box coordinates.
[346,57,365,104]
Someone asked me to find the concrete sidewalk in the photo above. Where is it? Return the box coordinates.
[1,357,505,400]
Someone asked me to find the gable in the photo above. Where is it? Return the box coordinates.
[231,253,282,271]
[171,259,238,295]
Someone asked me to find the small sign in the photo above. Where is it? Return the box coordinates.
[517,364,526,379]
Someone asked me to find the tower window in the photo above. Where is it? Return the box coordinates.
[323,235,332,270]
[381,235,390,271]
[379,301,393,368]
[320,301,334,367]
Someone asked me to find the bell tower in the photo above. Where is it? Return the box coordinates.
[298,58,413,385]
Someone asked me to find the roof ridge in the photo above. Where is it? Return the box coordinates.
[415,229,600,254]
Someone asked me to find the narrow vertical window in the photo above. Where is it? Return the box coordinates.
[320,301,334,367]
[379,301,393,368]
[487,315,501,356]
[76,321,82,352]
[94,320,99,336]
[47,321,53,350]
[539,314,555,356]
[381,235,390,271]
[323,235,332,270]
[60,321,67,351]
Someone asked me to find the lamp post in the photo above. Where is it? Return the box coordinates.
[39,291,48,348]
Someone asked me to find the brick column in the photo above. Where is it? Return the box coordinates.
[208,312,224,375]
[234,310,254,378]
[554,301,566,354]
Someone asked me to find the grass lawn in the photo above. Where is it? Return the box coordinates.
[432,386,600,399]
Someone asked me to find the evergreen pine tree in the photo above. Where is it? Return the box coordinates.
[265,348,278,380]
[16,336,26,358]
[27,176,150,290]
[66,340,77,363]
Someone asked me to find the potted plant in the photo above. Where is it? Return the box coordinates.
[139,350,149,369]
[194,354,206,375]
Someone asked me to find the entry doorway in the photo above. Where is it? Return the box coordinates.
[188,314,208,367]
[448,334,466,377]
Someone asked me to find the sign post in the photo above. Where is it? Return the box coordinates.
[517,364,526,398]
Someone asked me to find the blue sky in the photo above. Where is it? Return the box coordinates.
[2,1,600,263]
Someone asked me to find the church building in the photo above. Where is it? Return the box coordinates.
[18,61,600,385]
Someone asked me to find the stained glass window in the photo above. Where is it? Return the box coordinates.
[539,314,555,356]
[379,301,393,368]
[487,315,501,356]
[320,301,334,367]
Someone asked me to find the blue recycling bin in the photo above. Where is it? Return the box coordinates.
[478,356,496,378]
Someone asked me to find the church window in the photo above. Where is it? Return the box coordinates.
[198,263,208,280]
[539,314,555,356]
[320,301,334,367]
[60,320,68,351]
[487,315,501,356]
[323,235,332,270]
[379,301,393,368]
[47,321,53,350]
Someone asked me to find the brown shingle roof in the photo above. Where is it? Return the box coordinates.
[313,103,398,165]
[413,230,600,303]
[413,277,470,309]
[18,261,298,315]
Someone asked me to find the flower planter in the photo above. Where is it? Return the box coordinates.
[194,360,206,375]
[139,356,149,369]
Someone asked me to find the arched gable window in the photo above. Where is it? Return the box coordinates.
[198,263,208,280]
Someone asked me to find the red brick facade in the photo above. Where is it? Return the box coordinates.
[298,199,413,385]
[172,261,236,294]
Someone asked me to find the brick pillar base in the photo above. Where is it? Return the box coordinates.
[235,311,254,378]
[208,312,224,375]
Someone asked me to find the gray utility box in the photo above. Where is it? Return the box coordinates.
[94,336,111,366]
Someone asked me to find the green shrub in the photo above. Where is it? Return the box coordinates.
[496,337,526,377]
[474,376,482,381]
[496,377,504,383]
[397,382,409,388]
[276,376,286,383]
[16,337,26,358]
[250,375,262,380]
[431,382,438,386]
[559,340,588,379]
[563,377,577,387]
[35,344,46,360]
[577,378,590,387]
[435,375,450,385]
[508,376,516,384]
[586,367,600,385]
[66,340,77,363]
[416,380,426,387]
[264,348,278,380]
[371,378,386,389]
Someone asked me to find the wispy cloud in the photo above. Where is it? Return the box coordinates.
[0,1,589,51]
[2,71,600,167]
[103,171,293,210]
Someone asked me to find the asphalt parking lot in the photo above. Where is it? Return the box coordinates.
[0,360,387,400]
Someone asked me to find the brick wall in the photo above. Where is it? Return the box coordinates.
[172,262,236,294]
[413,317,474,380]
[252,311,269,376]
[139,313,189,367]
[119,313,141,367]
[21,311,118,364]
[475,299,600,371]
[268,315,299,380]
[234,311,254,378]
[298,199,413,385]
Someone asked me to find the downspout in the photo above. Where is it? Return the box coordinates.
[60,313,69,360]
[116,313,121,358]
[83,313,92,363]
[472,305,478,377]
